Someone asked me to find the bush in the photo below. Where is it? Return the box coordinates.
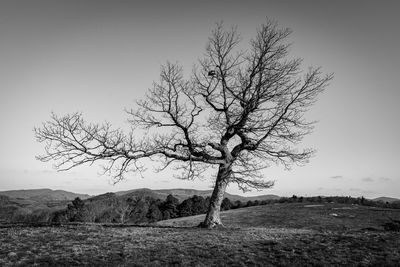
[177,195,208,217]
[383,218,400,232]
[221,198,232,211]
[160,194,179,218]
[147,203,163,222]
[232,200,243,209]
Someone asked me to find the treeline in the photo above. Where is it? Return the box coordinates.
[52,194,236,224]
[276,195,400,209]
[5,194,400,225]
[7,193,258,224]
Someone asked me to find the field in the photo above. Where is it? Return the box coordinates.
[1,203,399,266]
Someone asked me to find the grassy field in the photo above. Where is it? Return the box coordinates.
[1,203,399,266]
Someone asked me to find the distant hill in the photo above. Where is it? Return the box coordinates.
[115,188,280,202]
[115,188,212,202]
[372,197,400,203]
[0,187,279,205]
[0,189,91,202]
[0,189,91,223]
[87,192,117,202]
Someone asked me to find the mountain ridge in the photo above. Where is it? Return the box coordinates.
[1,188,399,204]
[113,188,280,202]
[0,187,281,203]
[372,196,400,203]
[0,188,91,201]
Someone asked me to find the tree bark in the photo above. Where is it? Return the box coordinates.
[200,163,231,228]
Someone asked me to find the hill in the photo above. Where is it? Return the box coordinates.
[0,189,91,223]
[115,188,280,202]
[0,189,90,201]
[373,196,400,203]
[157,202,400,231]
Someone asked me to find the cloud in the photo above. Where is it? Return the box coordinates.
[330,175,343,179]
[361,177,374,182]
[359,177,391,183]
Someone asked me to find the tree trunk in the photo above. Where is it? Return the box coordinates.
[200,163,231,228]
[120,212,125,224]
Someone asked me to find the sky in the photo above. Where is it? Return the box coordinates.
[0,0,399,198]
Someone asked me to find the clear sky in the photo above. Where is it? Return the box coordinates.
[0,0,399,198]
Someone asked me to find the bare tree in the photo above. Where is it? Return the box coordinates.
[35,20,332,228]
[112,198,135,224]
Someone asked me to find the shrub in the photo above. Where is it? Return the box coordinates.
[221,198,232,211]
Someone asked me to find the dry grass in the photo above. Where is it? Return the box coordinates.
[158,202,400,231]
[1,203,399,266]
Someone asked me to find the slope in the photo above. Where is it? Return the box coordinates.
[156,202,400,231]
